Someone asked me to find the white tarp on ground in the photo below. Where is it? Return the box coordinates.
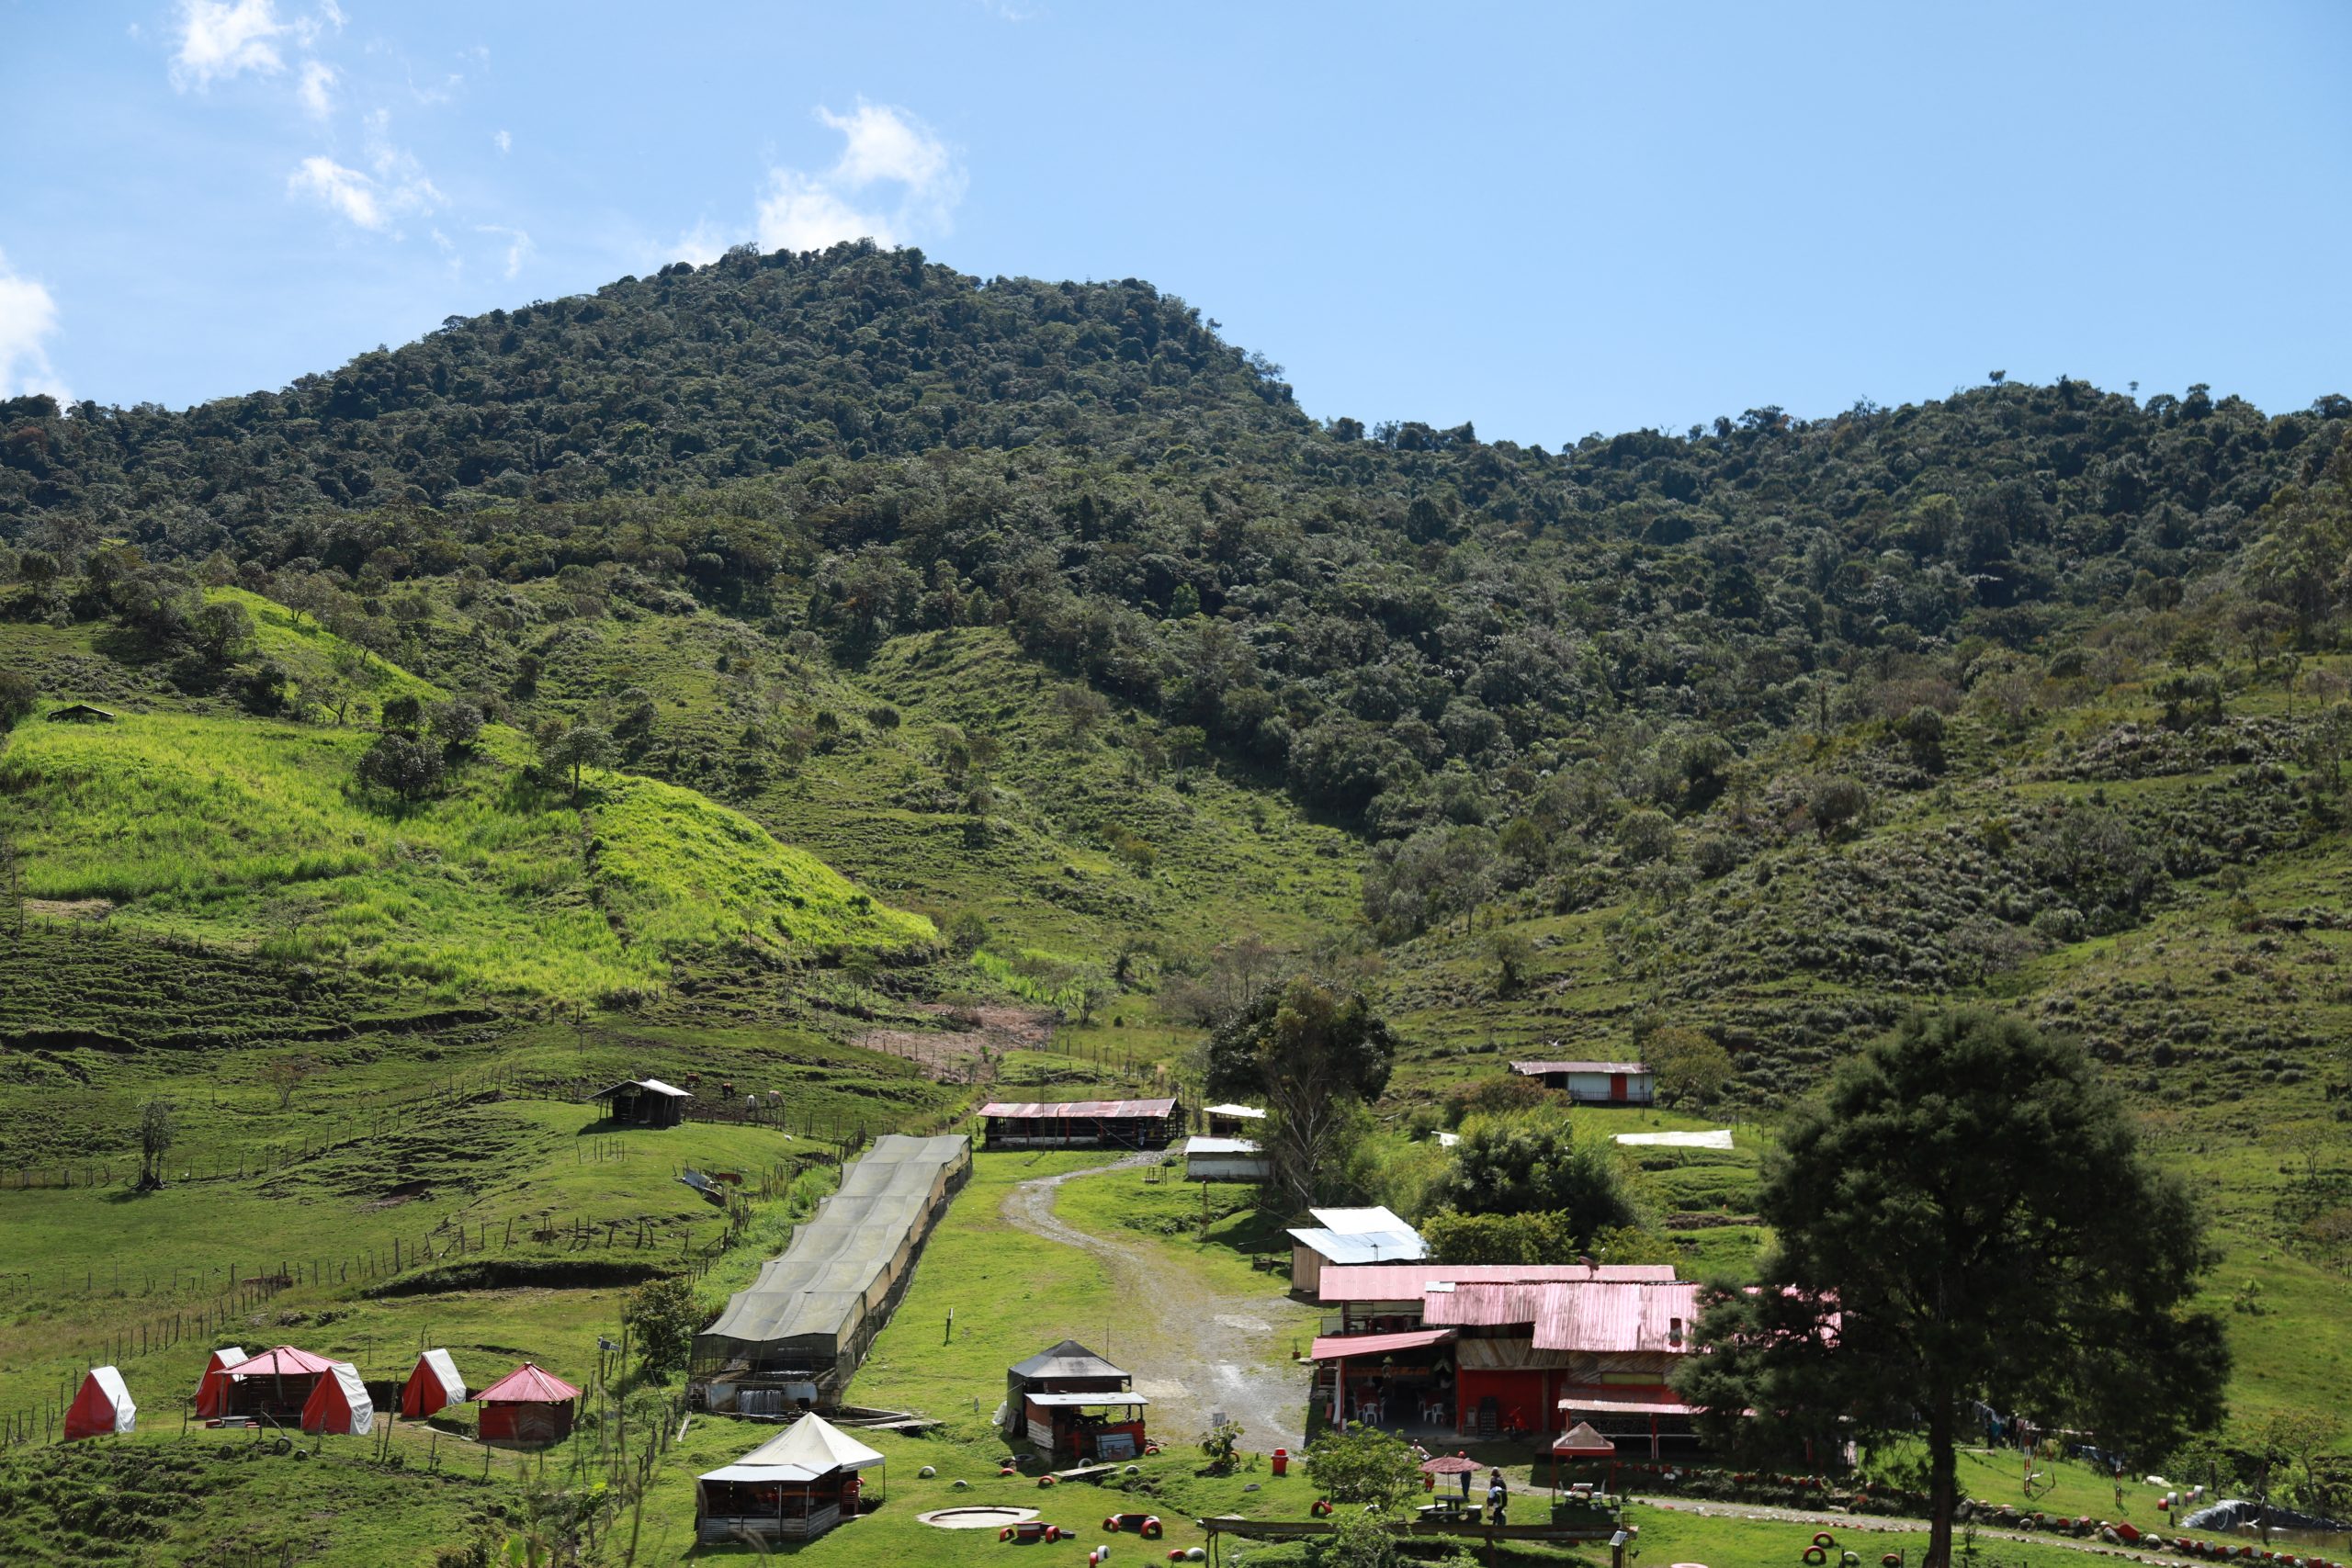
[1612,1130,1733,1149]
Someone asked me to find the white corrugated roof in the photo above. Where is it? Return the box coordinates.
[1183,1136,1263,1155]
[1202,1103,1267,1119]
[1308,1206,1414,1235]
[1287,1226,1430,1265]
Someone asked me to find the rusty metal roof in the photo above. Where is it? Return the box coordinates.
[1314,1263,1678,1303]
[977,1098,1178,1119]
[1306,1327,1455,1361]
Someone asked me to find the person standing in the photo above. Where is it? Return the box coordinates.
[1488,1470,1510,1529]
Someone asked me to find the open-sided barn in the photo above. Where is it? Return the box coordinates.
[977,1098,1182,1150]
[694,1134,971,1413]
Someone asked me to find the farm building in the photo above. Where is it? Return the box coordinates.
[193,1347,248,1419]
[1285,1205,1428,1295]
[1003,1340,1149,1464]
[300,1362,374,1436]
[1202,1102,1266,1137]
[695,1413,886,1544]
[215,1345,335,1423]
[64,1367,135,1440]
[694,1134,971,1413]
[1305,1271,1702,1442]
[1182,1135,1270,1181]
[475,1363,582,1445]
[589,1077,692,1128]
[1508,1059,1655,1106]
[977,1097,1182,1150]
[401,1348,467,1418]
[46,703,116,723]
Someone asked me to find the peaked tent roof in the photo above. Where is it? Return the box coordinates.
[412,1348,466,1399]
[475,1362,583,1404]
[301,1361,375,1436]
[230,1345,335,1379]
[1553,1420,1618,1456]
[1009,1339,1125,1381]
[738,1412,886,1472]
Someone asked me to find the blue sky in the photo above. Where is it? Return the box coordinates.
[2,1,2347,446]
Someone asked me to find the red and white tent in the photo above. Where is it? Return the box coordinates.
[401,1348,467,1418]
[476,1362,582,1445]
[300,1361,374,1436]
[64,1366,136,1440]
[193,1347,248,1419]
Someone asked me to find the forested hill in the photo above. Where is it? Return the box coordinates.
[3,242,2349,848]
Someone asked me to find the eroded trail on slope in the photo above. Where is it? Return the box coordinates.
[1000,1154,1309,1452]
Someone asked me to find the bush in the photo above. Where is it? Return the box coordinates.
[621,1278,700,1378]
[1304,1427,1422,1506]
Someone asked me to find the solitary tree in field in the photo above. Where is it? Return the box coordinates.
[1645,1025,1736,1111]
[1676,1010,2228,1568]
[535,717,615,803]
[137,1098,175,1190]
[262,1055,316,1110]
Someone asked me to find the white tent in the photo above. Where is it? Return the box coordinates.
[65,1366,136,1439]
[738,1412,886,1473]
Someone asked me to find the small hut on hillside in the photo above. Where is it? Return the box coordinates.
[64,1367,136,1440]
[193,1348,248,1420]
[1004,1340,1148,1464]
[695,1414,886,1544]
[401,1348,467,1419]
[1507,1059,1655,1106]
[475,1362,582,1445]
[301,1362,374,1436]
[219,1346,335,1422]
[590,1077,691,1128]
[978,1098,1182,1150]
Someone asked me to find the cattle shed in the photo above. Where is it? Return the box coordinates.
[978,1097,1182,1150]
[401,1348,467,1418]
[1182,1135,1271,1181]
[696,1413,886,1544]
[476,1362,582,1445]
[193,1348,248,1420]
[65,1367,135,1440]
[590,1077,692,1128]
[301,1362,374,1436]
[1509,1058,1655,1106]
[1285,1205,1428,1295]
[1004,1340,1149,1464]
[694,1134,971,1413]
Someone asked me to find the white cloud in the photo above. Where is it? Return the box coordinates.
[493,128,512,154]
[672,219,729,267]
[753,100,965,254]
[288,155,383,228]
[297,58,337,118]
[173,0,287,87]
[0,251,71,404]
[478,224,534,279]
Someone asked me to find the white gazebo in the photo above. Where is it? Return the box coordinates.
[695,1413,887,1543]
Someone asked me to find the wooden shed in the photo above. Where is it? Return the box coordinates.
[590,1077,692,1128]
[475,1362,582,1446]
[64,1366,135,1440]
[401,1348,467,1418]
[1004,1340,1149,1463]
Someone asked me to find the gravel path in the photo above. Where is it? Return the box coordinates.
[1000,1154,1311,1452]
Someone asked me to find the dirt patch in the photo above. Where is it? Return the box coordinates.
[856,1003,1055,1081]
[1001,1154,1309,1451]
[24,897,113,921]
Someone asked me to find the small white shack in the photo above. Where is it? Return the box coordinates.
[1509,1058,1655,1106]
[1284,1205,1428,1295]
[1182,1135,1271,1181]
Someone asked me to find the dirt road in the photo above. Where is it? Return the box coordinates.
[1001,1154,1312,1451]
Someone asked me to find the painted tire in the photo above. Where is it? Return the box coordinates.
[1105,1517,1121,1532]
[1804,1550,1828,1565]
[1000,1528,1014,1542]
[1143,1518,1163,1539]
[1842,1552,1861,1566]
[1815,1534,1838,1549]
[1883,1555,1904,1566]
[1144,1443,1160,1456]
[1039,1475,1057,1488]
[1046,1526,1061,1542]
[1312,1499,1335,1517]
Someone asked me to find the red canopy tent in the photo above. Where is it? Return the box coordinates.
[401,1348,467,1418]
[475,1363,582,1446]
[64,1367,136,1440]
[193,1347,248,1420]
[222,1346,335,1422]
[301,1362,375,1436]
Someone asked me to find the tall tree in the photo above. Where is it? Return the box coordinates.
[1207,976,1395,1210]
[1676,1010,2228,1568]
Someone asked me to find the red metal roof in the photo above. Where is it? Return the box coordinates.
[1317,1263,1678,1303]
[1509,1061,1649,1076]
[1306,1328,1456,1360]
[228,1346,335,1378]
[977,1099,1177,1119]
[474,1363,582,1404]
[1417,1280,1702,1353]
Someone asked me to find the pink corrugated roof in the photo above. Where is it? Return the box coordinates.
[228,1346,335,1378]
[1306,1327,1455,1360]
[475,1363,582,1404]
[1417,1280,1702,1353]
[978,1099,1177,1119]
[1315,1263,1678,1302]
